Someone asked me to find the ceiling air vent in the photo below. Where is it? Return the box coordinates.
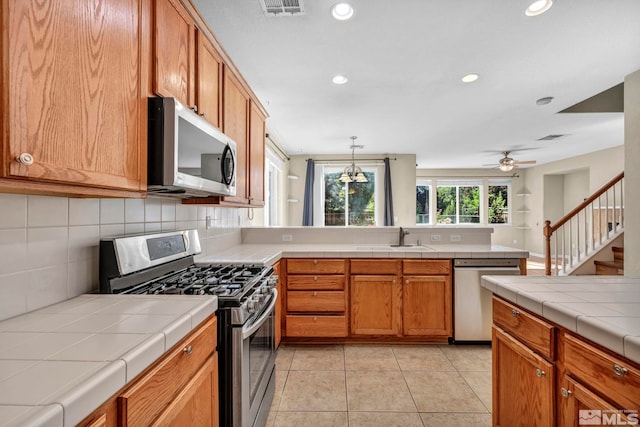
[537,134,567,141]
[259,0,305,16]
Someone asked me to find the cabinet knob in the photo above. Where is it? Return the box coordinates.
[405,280,409,284]
[613,364,628,377]
[313,291,317,297]
[16,153,34,166]
[313,276,318,281]
[535,368,546,378]
[200,112,206,117]
[183,345,193,355]
[313,260,318,265]
[560,387,572,398]
[193,105,198,113]
[313,316,317,321]
[511,309,520,317]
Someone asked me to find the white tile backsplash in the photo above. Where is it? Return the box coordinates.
[27,196,68,227]
[0,194,27,229]
[0,193,244,321]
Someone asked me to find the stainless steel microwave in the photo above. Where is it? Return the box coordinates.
[147,97,236,198]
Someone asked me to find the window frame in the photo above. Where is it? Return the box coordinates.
[315,164,382,227]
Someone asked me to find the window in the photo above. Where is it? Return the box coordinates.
[264,147,284,226]
[416,179,431,224]
[317,165,380,226]
[488,179,510,224]
[436,180,481,224]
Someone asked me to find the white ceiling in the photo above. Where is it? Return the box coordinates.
[193,0,640,169]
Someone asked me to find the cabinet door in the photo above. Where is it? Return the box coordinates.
[559,375,635,427]
[402,275,451,336]
[196,32,222,128]
[152,354,219,427]
[273,262,282,348]
[154,0,195,108]
[5,0,144,192]
[222,67,248,202]
[248,101,265,206]
[350,275,401,335]
[493,326,555,427]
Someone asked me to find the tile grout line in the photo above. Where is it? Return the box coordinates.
[392,345,428,427]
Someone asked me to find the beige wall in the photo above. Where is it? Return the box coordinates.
[523,145,624,255]
[286,153,416,226]
[624,70,640,277]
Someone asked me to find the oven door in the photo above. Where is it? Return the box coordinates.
[232,290,277,427]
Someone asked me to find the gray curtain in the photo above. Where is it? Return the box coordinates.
[302,159,315,226]
[384,157,394,226]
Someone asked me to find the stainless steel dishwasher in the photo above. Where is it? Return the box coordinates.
[453,259,521,343]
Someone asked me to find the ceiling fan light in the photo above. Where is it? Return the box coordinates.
[526,0,553,16]
[332,74,348,85]
[499,163,514,172]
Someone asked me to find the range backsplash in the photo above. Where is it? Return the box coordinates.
[0,193,251,321]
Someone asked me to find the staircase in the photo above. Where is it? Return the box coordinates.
[594,246,624,275]
[544,172,624,276]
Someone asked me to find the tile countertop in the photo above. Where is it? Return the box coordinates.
[480,275,640,365]
[196,243,528,265]
[0,294,217,427]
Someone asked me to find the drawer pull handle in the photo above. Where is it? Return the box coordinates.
[313,316,317,321]
[535,368,546,378]
[560,387,572,398]
[183,345,193,355]
[313,276,318,281]
[406,280,409,284]
[313,291,317,297]
[511,309,520,317]
[313,260,318,265]
[613,364,628,377]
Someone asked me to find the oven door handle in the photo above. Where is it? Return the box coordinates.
[242,289,278,340]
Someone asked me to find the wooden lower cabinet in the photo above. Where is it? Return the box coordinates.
[78,315,218,427]
[350,275,401,335]
[492,326,555,426]
[402,275,451,336]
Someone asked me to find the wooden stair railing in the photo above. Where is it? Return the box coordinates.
[543,172,624,275]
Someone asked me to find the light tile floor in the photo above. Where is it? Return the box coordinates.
[266,344,492,427]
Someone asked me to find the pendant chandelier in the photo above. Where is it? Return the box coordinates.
[338,136,368,183]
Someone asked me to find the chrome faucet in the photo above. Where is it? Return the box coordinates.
[399,227,410,246]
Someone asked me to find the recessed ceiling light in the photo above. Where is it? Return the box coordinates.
[332,74,348,84]
[331,2,354,20]
[526,0,553,16]
[461,74,479,83]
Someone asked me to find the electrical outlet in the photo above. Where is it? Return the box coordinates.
[282,234,293,242]
[450,235,461,242]
[430,234,441,242]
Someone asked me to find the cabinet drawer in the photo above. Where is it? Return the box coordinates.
[402,259,451,275]
[286,315,348,337]
[119,316,217,426]
[287,275,345,290]
[564,333,640,409]
[287,291,346,312]
[351,259,399,275]
[493,297,555,360]
[287,259,345,274]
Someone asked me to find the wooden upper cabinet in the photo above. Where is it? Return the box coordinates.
[222,66,249,202]
[196,31,222,128]
[2,0,145,195]
[154,0,195,108]
[248,101,266,205]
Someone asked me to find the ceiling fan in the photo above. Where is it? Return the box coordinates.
[489,151,537,172]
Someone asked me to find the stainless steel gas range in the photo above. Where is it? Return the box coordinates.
[99,229,277,427]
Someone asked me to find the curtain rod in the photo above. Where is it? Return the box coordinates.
[265,133,290,161]
[417,173,520,179]
[307,157,397,162]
